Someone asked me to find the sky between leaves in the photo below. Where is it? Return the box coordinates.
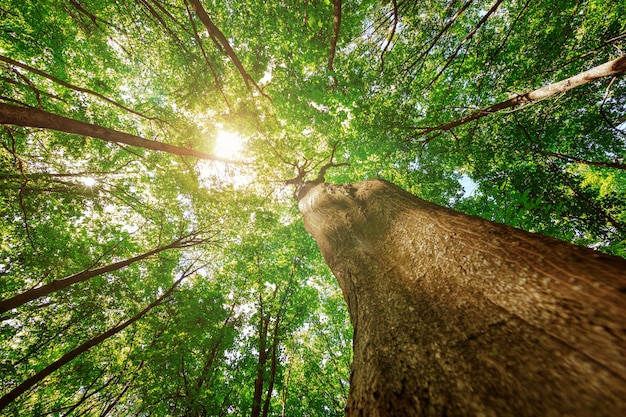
[0,0,625,415]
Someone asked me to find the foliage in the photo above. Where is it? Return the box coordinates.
[1,0,625,415]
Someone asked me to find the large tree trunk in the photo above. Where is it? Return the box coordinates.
[297,179,626,417]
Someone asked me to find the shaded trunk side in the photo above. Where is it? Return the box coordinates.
[298,179,626,417]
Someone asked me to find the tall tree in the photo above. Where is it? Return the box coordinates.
[297,178,626,416]
[2,0,626,415]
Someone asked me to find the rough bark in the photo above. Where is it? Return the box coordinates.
[297,179,626,416]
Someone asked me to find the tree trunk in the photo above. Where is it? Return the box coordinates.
[0,103,230,162]
[297,179,626,417]
[0,276,184,412]
[414,55,626,138]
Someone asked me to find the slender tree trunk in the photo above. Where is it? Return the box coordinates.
[0,234,200,314]
[414,55,626,138]
[297,179,626,417]
[0,103,230,162]
[261,318,281,417]
[0,276,184,412]
[251,316,269,417]
[327,0,342,88]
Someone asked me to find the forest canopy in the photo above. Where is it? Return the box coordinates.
[1,0,625,415]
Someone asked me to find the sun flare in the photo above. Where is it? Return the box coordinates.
[214,130,244,160]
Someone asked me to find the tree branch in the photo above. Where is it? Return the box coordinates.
[183,0,232,110]
[0,55,165,123]
[0,232,206,314]
[0,103,237,162]
[400,0,474,77]
[0,273,187,412]
[412,55,626,140]
[379,0,399,72]
[187,0,271,101]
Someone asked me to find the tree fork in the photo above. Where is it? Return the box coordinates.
[297,179,626,416]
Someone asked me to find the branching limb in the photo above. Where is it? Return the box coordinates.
[67,0,113,29]
[0,271,189,412]
[285,142,349,200]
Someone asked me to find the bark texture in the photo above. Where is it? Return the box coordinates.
[297,179,626,417]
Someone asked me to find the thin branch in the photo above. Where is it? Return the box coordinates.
[67,0,114,28]
[379,0,399,72]
[183,0,232,110]
[0,55,166,123]
[544,34,626,74]
[475,0,532,97]
[599,76,625,136]
[401,0,474,77]
[0,231,206,314]
[412,55,626,139]
[550,152,626,171]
